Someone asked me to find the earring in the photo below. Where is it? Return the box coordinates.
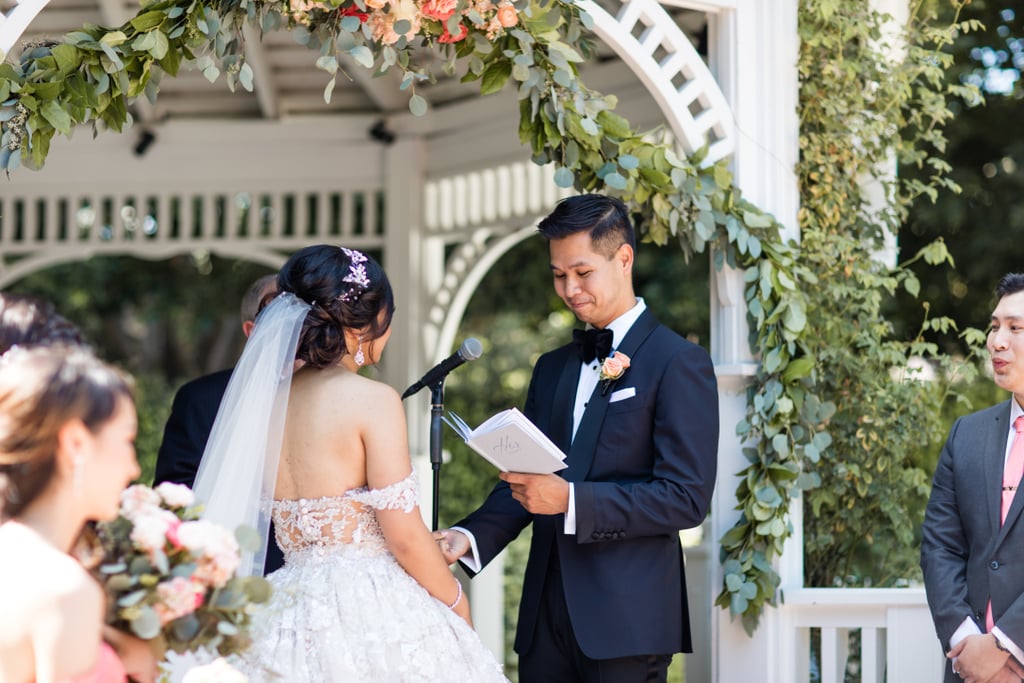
[354,344,365,367]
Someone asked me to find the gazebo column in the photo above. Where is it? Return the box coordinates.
[706,1,801,682]
[380,133,434,501]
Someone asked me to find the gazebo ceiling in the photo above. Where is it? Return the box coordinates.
[4,0,708,122]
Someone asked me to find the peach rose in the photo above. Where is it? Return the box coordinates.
[599,352,631,381]
[496,4,517,28]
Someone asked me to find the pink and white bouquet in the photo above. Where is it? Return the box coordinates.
[94,482,271,658]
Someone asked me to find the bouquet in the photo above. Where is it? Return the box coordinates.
[94,482,272,659]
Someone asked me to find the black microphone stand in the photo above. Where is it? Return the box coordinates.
[428,379,445,531]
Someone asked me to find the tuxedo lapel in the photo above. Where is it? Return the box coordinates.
[563,310,660,482]
[550,353,579,455]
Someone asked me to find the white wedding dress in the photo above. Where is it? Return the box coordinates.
[233,471,509,682]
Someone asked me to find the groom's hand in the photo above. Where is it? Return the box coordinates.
[432,529,470,565]
[500,472,569,515]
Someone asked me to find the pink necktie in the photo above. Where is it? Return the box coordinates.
[986,416,1024,631]
[1002,416,1024,523]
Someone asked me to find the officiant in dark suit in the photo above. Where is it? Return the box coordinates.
[922,273,1024,683]
[153,273,284,573]
[436,194,719,682]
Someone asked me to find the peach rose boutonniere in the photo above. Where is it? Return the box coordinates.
[599,351,631,395]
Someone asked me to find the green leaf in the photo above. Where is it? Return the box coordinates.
[596,110,631,139]
[480,61,512,96]
[149,31,169,60]
[129,11,165,32]
[409,93,428,116]
[604,172,627,190]
[40,101,72,135]
[238,63,254,92]
[100,31,128,47]
[323,76,336,103]
[554,166,574,188]
[130,607,161,639]
[51,44,81,76]
[349,46,373,69]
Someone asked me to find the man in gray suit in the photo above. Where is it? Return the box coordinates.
[923,273,1024,683]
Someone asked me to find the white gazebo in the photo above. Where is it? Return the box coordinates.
[0,0,942,679]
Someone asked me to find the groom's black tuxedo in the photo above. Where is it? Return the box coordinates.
[458,309,719,663]
[155,369,285,575]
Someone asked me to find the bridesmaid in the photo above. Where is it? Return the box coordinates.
[0,346,151,683]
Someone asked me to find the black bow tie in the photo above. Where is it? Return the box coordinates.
[573,328,614,364]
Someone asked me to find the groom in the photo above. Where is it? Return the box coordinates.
[437,194,719,682]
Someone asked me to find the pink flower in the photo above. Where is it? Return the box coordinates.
[129,508,179,556]
[421,0,457,21]
[599,352,631,382]
[154,577,205,625]
[438,22,469,43]
[166,518,184,549]
[496,3,517,27]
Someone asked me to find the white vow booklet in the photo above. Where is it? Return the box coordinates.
[443,407,568,474]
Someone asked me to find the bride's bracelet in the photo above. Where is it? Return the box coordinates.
[447,580,463,610]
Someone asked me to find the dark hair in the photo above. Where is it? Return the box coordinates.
[0,346,133,520]
[537,194,637,257]
[240,274,279,323]
[0,293,87,355]
[277,245,395,369]
[996,273,1024,300]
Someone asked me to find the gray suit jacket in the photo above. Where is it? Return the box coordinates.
[922,399,1024,682]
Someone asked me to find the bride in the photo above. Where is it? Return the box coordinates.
[191,245,507,681]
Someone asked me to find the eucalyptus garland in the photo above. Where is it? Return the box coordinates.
[0,0,966,632]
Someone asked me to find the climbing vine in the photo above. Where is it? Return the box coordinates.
[0,0,975,633]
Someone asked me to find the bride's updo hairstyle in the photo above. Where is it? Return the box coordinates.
[0,346,133,520]
[278,244,395,369]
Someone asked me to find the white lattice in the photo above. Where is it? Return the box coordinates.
[0,0,48,55]
[578,0,734,165]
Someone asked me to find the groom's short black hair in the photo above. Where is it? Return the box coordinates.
[537,194,636,258]
[996,273,1024,300]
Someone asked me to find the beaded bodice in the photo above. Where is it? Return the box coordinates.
[272,472,418,559]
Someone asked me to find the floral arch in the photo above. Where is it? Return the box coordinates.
[0,0,811,650]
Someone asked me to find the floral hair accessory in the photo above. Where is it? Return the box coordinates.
[339,247,370,303]
[599,351,631,395]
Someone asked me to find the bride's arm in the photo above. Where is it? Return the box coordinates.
[363,385,473,626]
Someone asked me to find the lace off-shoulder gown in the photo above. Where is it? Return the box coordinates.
[234,472,508,682]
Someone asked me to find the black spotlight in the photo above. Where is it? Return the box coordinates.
[369,119,396,145]
[133,129,156,157]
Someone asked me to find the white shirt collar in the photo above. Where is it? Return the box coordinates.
[590,298,646,351]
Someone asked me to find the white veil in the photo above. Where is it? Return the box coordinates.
[192,292,310,577]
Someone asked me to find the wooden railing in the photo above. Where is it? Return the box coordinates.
[781,587,943,683]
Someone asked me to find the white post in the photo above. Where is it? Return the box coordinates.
[706,1,801,682]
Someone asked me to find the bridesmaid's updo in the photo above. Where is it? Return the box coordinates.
[0,346,133,520]
[278,245,395,369]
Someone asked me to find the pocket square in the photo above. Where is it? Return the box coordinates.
[609,387,636,403]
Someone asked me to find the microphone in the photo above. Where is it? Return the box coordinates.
[402,338,484,399]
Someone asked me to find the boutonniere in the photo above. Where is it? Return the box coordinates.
[599,351,631,395]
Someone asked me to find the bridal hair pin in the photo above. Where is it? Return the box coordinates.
[339,248,370,303]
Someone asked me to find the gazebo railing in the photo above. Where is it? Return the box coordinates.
[781,587,942,683]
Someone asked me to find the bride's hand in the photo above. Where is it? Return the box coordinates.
[432,529,469,565]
